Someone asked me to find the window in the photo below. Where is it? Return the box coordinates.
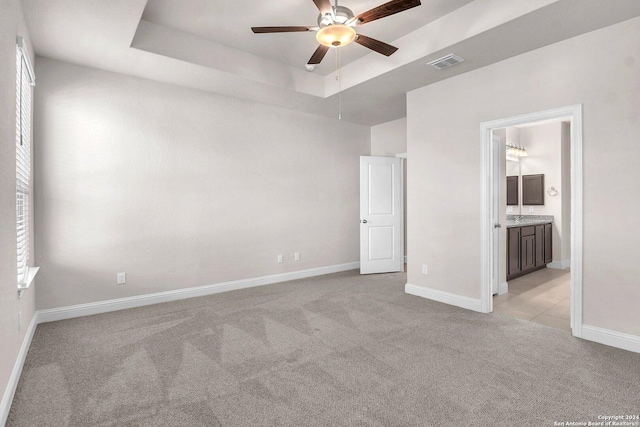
[16,37,35,290]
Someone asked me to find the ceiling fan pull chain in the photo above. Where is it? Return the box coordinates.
[336,46,342,120]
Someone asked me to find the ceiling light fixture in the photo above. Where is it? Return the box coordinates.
[316,24,356,47]
[251,0,421,67]
[251,0,422,120]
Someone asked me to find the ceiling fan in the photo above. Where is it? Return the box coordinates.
[251,0,422,67]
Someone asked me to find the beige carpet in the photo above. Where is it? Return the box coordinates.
[8,270,640,426]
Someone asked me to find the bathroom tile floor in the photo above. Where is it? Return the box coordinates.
[493,267,571,332]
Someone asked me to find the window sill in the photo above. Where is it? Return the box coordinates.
[18,266,39,298]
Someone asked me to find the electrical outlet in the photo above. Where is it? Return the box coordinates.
[422,264,428,275]
[277,254,283,263]
[117,272,126,285]
[295,252,301,261]
[507,206,513,213]
[529,206,534,213]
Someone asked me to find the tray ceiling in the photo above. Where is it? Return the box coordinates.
[140,0,473,74]
[21,0,640,125]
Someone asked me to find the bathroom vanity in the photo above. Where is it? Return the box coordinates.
[506,216,553,280]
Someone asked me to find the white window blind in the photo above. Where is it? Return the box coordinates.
[16,41,34,287]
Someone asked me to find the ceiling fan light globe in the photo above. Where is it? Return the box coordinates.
[316,24,356,48]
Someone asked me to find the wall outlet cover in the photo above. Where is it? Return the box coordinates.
[422,264,428,275]
[529,206,535,213]
[117,272,126,285]
[295,252,301,261]
[277,254,283,263]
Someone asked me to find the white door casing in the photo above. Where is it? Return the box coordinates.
[360,156,404,274]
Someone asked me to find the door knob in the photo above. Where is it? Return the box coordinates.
[494,223,501,228]
[362,219,368,224]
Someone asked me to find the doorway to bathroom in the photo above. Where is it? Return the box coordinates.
[480,105,584,338]
[494,119,572,331]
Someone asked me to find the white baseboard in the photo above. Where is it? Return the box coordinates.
[405,283,483,312]
[581,324,640,354]
[0,313,38,427]
[498,282,508,295]
[547,259,571,270]
[38,262,359,324]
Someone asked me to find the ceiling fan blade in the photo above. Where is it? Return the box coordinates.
[308,45,330,65]
[355,34,398,56]
[313,0,334,15]
[352,0,421,25]
[251,26,312,33]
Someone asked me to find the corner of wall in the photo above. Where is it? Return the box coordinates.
[0,0,38,422]
[0,313,38,426]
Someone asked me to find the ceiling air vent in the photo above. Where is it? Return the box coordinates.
[427,54,465,70]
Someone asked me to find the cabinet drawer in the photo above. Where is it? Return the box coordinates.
[521,226,535,236]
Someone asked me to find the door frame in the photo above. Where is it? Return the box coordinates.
[480,104,583,338]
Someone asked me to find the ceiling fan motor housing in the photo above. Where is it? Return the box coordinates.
[317,5,355,28]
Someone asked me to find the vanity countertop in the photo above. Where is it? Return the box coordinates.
[505,215,554,228]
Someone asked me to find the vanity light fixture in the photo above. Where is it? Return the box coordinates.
[506,144,528,158]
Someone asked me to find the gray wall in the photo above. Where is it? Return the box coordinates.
[371,118,407,156]
[407,17,640,336]
[34,58,370,310]
[0,0,36,416]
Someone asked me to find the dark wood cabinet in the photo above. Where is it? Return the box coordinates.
[544,223,552,264]
[507,176,518,206]
[535,225,545,266]
[508,228,521,276]
[522,174,544,205]
[507,222,553,280]
[521,235,535,271]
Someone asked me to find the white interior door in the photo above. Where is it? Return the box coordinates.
[360,156,404,274]
[491,134,502,295]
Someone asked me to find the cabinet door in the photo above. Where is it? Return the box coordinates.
[535,225,545,266]
[521,235,535,271]
[544,223,553,264]
[522,174,545,205]
[508,228,521,276]
[507,176,518,206]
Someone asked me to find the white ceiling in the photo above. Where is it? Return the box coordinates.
[21,0,640,126]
